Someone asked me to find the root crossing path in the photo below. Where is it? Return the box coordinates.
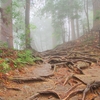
[1,34,100,100]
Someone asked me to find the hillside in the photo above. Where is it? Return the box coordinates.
[0,32,100,100]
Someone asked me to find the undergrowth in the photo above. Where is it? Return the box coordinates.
[0,49,41,73]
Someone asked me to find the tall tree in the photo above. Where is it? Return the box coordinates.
[25,0,31,48]
[0,0,13,48]
[75,10,79,38]
[92,0,100,30]
[71,16,76,40]
[83,0,90,32]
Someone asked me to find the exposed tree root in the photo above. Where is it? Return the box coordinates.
[71,51,98,57]
[67,56,97,63]
[51,61,74,67]
[68,65,84,74]
[73,59,92,65]
[82,81,100,100]
[51,61,74,71]
[63,74,74,85]
[10,77,46,83]
[72,66,84,74]
[27,93,40,100]
[48,59,67,64]
[62,83,82,100]
[0,84,21,91]
[96,45,100,49]
[0,97,4,100]
[40,74,54,78]
[63,89,83,100]
[6,87,21,91]
[63,74,87,86]
[27,90,61,100]
[72,75,87,85]
[63,81,100,100]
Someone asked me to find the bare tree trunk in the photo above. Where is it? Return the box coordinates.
[0,0,13,48]
[92,0,100,30]
[82,24,85,35]
[76,18,79,38]
[83,0,90,32]
[71,18,76,40]
[25,0,31,48]
[75,10,79,38]
[68,18,70,41]
[61,21,66,43]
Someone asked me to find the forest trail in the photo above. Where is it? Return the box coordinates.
[1,32,100,100]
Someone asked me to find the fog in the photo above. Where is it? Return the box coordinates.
[29,0,93,52]
[30,16,53,52]
[12,0,93,52]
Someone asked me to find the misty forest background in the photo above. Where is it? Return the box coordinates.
[0,0,100,52]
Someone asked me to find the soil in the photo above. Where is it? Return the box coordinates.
[0,32,100,100]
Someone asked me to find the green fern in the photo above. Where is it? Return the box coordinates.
[0,60,11,73]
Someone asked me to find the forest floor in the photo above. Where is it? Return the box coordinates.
[0,32,100,100]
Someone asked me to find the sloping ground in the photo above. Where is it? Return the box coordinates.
[0,32,100,100]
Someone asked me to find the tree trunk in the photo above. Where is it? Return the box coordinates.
[75,10,79,38]
[61,21,66,43]
[92,0,100,30]
[82,24,85,35]
[71,18,76,40]
[0,0,13,48]
[25,0,31,48]
[76,18,79,38]
[68,17,70,41]
[83,0,90,32]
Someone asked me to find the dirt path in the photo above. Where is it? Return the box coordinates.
[0,61,100,100]
[0,64,75,100]
[1,32,100,100]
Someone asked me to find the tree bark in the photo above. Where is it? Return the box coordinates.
[75,10,79,38]
[68,17,70,41]
[92,0,100,30]
[71,18,76,40]
[25,0,31,48]
[83,0,90,32]
[0,0,13,48]
[61,21,66,43]
[76,18,79,38]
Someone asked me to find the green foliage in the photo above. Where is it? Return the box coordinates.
[12,0,36,49]
[33,57,41,62]
[14,50,41,67]
[17,50,33,64]
[0,41,8,48]
[29,24,36,30]
[0,59,11,73]
[0,49,41,73]
[5,5,12,14]
[41,0,83,45]
[12,0,25,49]
[25,24,36,47]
